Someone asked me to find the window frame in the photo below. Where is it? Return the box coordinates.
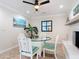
[41,20,52,32]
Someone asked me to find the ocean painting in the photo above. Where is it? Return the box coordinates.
[13,16,26,28]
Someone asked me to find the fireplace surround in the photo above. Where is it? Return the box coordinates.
[73,31,79,48]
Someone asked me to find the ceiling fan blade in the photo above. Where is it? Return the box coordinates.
[40,0,50,5]
[23,1,35,5]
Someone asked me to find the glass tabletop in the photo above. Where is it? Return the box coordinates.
[32,37,51,42]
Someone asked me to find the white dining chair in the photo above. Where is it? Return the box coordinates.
[17,33,39,59]
[43,35,59,59]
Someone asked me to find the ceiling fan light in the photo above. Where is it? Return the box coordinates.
[34,5,40,9]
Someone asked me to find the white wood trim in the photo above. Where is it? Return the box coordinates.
[0,45,18,54]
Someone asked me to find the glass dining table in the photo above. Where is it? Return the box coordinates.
[31,37,51,56]
[32,37,51,42]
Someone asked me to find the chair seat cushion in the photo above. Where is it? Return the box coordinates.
[43,42,55,50]
[21,46,39,54]
[32,46,39,54]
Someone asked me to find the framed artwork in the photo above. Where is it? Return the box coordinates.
[41,20,52,32]
[13,16,26,28]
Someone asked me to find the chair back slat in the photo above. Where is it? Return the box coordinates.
[55,35,59,51]
[18,33,32,54]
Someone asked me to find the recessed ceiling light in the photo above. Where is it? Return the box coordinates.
[26,10,30,14]
[59,5,64,8]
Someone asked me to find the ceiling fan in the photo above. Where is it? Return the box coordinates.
[23,0,50,11]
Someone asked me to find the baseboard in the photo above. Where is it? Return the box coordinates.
[0,45,18,54]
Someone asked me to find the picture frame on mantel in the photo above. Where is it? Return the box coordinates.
[41,20,52,32]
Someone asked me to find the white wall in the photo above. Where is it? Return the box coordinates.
[29,14,69,42]
[0,6,28,53]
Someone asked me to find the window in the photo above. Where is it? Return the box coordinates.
[41,20,52,32]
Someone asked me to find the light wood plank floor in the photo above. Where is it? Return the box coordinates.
[0,44,66,59]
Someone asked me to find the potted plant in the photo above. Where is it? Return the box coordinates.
[24,24,38,39]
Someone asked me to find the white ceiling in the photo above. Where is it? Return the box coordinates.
[0,0,77,16]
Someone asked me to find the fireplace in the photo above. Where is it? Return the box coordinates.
[74,31,79,48]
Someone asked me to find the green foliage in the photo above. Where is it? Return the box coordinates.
[24,24,38,39]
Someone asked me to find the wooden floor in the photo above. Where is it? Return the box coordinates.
[0,44,66,59]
